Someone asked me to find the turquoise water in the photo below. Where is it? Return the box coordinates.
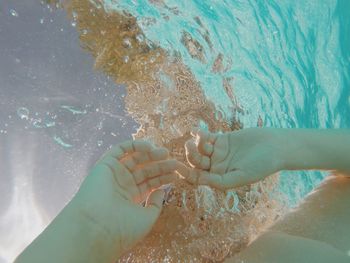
[104,0,350,206]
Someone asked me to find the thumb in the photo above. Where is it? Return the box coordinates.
[144,189,165,222]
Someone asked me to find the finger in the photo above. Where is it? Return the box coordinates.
[144,189,165,222]
[175,161,201,185]
[133,159,178,184]
[137,173,177,202]
[108,140,154,160]
[148,147,169,160]
[190,127,200,137]
[185,139,210,170]
[191,129,217,144]
[122,147,169,171]
[198,170,248,190]
[145,173,177,189]
[209,132,218,144]
[175,161,250,190]
[197,130,215,156]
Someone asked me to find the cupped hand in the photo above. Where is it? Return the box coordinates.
[74,140,178,254]
[177,128,284,190]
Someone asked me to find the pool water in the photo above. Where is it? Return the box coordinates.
[104,0,350,206]
[1,0,350,262]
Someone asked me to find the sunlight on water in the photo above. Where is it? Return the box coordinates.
[0,141,47,263]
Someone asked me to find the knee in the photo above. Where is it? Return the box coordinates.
[226,230,349,263]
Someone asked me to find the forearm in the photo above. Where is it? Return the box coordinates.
[15,196,122,263]
[278,129,350,174]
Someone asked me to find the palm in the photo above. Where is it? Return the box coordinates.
[75,140,177,252]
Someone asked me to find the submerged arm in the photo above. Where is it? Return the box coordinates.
[15,140,178,263]
[15,197,121,263]
[179,128,350,190]
[278,129,350,174]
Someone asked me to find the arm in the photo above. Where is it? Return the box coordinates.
[15,196,122,263]
[15,140,178,263]
[278,129,350,173]
[177,128,350,189]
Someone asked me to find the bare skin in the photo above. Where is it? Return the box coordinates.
[178,128,350,188]
[15,140,179,263]
[226,175,350,263]
[15,128,350,262]
[179,128,350,262]
[177,128,285,188]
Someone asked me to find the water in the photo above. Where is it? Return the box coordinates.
[103,0,350,205]
[1,0,350,262]
[0,1,138,262]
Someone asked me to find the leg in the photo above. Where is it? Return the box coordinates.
[271,175,350,252]
[227,231,349,263]
[225,175,350,262]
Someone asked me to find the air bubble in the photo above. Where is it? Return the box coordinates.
[123,56,129,63]
[122,37,132,48]
[10,9,18,17]
[72,11,78,20]
[45,121,55,127]
[136,34,144,42]
[17,107,29,120]
[61,105,87,115]
[150,56,156,63]
[97,140,103,147]
[224,191,240,213]
[53,136,73,148]
[71,21,77,27]
[32,119,43,128]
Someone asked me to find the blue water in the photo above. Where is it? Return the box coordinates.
[104,0,350,206]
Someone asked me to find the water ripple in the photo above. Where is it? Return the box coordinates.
[104,0,350,205]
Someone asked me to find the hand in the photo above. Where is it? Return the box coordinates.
[73,140,178,255]
[177,128,284,190]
